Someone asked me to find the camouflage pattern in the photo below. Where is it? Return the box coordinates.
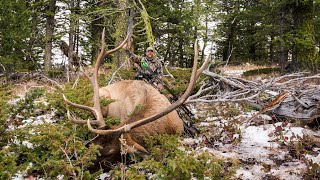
[140,56,162,75]
[125,49,163,76]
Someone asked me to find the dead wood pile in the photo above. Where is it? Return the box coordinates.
[187,71,320,124]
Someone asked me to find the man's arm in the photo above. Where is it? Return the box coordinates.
[154,58,163,76]
[125,49,141,64]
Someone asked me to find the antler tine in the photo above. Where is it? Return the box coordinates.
[87,39,210,136]
[63,94,95,113]
[63,28,109,129]
[79,65,91,82]
[63,95,106,127]
[64,24,132,129]
[67,110,100,126]
[196,54,211,79]
[106,32,130,55]
[94,28,107,74]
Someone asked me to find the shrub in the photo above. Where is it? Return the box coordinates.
[9,121,102,179]
[111,135,232,179]
[47,69,65,78]
[0,86,102,179]
[0,84,13,147]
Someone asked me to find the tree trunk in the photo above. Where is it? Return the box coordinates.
[223,16,236,63]
[26,0,40,71]
[91,21,103,63]
[164,34,172,64]
[75,0,81,55]
[44,0,57,74]
[292,0,318,72]
[178,37,184,67]
[68,0,75,68]
[269,34,274,63]
[114,0,128,68]
[279,11,287,69]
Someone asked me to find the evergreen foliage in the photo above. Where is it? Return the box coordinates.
[111,135,234,179]
[215,0,320,71]
[1,0,320,178]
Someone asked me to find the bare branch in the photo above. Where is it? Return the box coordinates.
[108,59,129,85]
[39,74,64,90]
[60,146,77,178]
[202,71,246,89]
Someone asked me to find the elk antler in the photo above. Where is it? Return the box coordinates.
[87,40,211,135]
[63,27,131,128]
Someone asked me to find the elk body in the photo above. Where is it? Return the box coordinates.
[63,28,210,171]
[88,80,184,169]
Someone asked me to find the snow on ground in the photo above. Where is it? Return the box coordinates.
[6,69,319,179]
[19,110,56,128]
[184,102,320,180]
[220,63,276,77]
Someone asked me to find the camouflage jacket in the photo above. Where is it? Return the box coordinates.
[125,49,163,76]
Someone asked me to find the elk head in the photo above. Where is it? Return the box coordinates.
[63,28,210,171]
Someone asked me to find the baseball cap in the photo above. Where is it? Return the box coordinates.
[146,46,154,52]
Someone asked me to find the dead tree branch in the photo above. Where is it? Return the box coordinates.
[187,70,320,123]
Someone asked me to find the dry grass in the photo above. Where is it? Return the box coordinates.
[218,63,280,80]
[219,62,277,72]
[242,72,281,81]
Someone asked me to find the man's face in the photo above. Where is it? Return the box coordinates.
[146,50,154,58]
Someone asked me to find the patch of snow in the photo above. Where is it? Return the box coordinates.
[241,126,277,147]
[199,122,211,127]
[270,161,305,180]
[223,70,245,77]
[181,137,204,146]
[205,116,219,122]
[305,154,320,164]
[282,126,304,145]
[235,167,256,180]
[18,110,57,129]
[13,163,34,180]
[13,138,34,149]
[276,151,287,161]
[12,171,24,180]
[98,173,111,180]
[237,126,277,164]
[57,175,64,180]
[22,140,33,149]
[188,96,319,179]
[258,114,272,121]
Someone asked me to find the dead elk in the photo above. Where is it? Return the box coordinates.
[63,29,210,171]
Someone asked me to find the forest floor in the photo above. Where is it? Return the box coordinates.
[6,63,320,179]
[181,64,320,179]
[184,103,319,179]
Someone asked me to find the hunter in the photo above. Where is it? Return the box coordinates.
[123,45,163,85]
